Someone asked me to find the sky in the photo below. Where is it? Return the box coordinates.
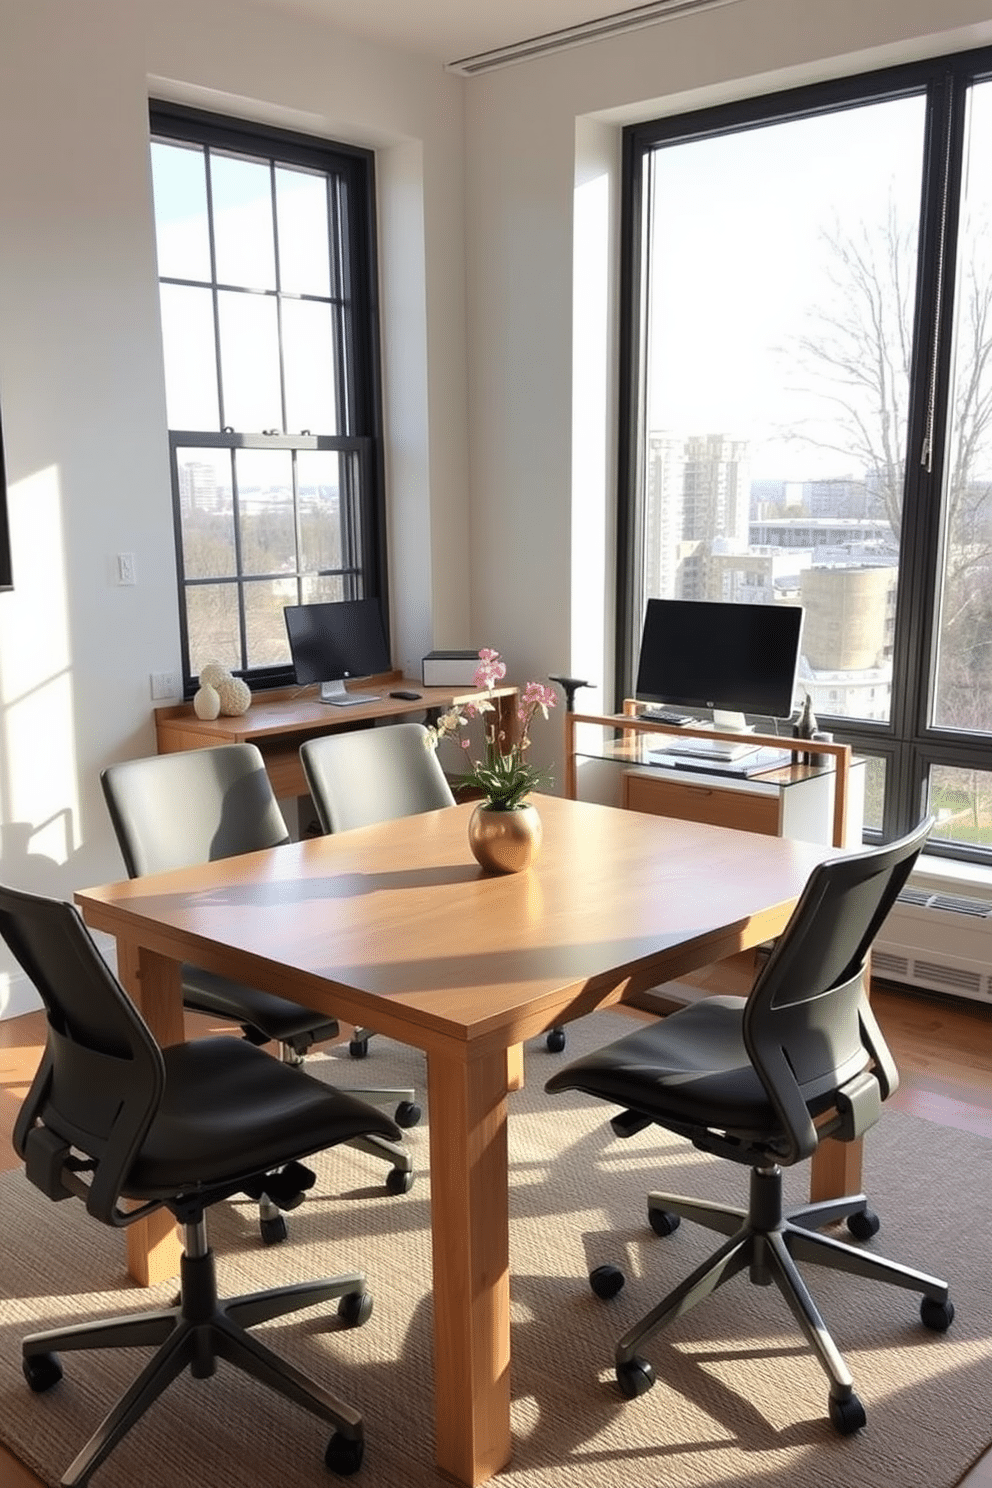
[645,93,928,481]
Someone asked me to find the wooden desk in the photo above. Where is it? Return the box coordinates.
[154,674,518,801]
[76,796,838,1487]
[565,705,856,849]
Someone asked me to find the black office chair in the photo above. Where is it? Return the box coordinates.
[300,722,567,1055]
[546,818,954,1436]
[100,744,418,1239]
[1,881,402,1485]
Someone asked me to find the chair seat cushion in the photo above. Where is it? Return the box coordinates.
[546,998,781,1139]
[181,966,340,1045]
[124,1037,399,1199]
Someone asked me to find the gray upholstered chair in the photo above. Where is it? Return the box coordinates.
[100,743,418,1238]
[300,720,456,836]
[546,817,954,1436]
[300,721,568,1055]
[1,881,399,1484]
[301,722,454,1059]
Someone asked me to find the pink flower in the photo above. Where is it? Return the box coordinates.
[522,682,557,711]
[474,649,508,690]
[425,647,557,810]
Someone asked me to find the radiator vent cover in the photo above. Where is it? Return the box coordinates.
[873,885,992,1005]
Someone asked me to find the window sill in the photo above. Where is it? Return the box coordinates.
[911,852,992,901]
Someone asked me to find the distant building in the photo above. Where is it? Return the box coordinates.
[797,565,897,720]
[644,432,685,601]
[750,478,787,518]
[805,476,876,519]
[178,460,225,514]
[702,544,811,606]
[682,433,750,548]
[749,517,895,553]
[800,564,896,669]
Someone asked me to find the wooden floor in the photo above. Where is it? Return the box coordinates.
[1,985,990,1487]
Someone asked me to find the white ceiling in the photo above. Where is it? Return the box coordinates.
[252,0,672,67]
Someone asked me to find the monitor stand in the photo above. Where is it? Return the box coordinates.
[712,709,753,734]
[317,678,380,707]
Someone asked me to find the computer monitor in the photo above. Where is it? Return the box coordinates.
[635,598,804,728]
[284,598,390,706]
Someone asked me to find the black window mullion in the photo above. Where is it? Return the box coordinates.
[228,447,250,671]
[901,69,968,738]
[168,431,194,680]
[200,144,228,433]
[269,156,289,438]
[912,71,971,747]
[333,173,355,436]
[615,127,652,705]
[889,68,976,845]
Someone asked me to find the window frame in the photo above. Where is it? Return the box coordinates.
[0,399,10,591]
[149,101,388,695]
[616,44,992,864]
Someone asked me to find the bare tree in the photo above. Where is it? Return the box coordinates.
[781,200,992,728]
[785,200,915,534]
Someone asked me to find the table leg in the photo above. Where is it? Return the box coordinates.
[810,1134,863,1203]
[116,942,184,1287]
[426,1045,512,1487]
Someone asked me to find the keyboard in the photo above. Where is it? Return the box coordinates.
[639,709,694,726]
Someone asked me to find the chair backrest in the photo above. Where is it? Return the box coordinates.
[0,882,164,1226]
[300,722,456,834]
[742,816,933,1165]
[101,742,290,877]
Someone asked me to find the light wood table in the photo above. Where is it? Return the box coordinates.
[76,794,840,1488]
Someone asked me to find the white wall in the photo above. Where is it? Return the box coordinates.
[0,0,468,1013]
[1,0,991,1015]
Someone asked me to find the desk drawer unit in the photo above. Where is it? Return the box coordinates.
[622,771,780,835]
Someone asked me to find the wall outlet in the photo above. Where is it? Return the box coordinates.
[150,671,181,700]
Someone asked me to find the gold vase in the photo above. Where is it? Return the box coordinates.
[468,802,543,874]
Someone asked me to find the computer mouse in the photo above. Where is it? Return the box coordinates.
[389,689,422,700]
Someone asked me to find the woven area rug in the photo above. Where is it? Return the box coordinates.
[1,1010,990,1488]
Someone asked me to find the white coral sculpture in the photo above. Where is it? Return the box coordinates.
[195,663,251,717]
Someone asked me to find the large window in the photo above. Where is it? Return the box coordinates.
[149,104,386,692]
[619,47,992,861]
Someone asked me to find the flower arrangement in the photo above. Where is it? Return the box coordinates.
[426,649,557,811]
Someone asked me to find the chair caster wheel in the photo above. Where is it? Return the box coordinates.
[546,1028,566,1053]
[385,1167,414,1195]
[589,1264,625,1300]
[23,1352,62,1393]
[649,1207,681,1237]
[921,1296,954,1331]
[325,1432,364,1475]
[395,1100,421,1128]
[260,1213,288,1245]
[616,1357,655,1398]
[828,1390,866,1435]
[846,1207,880,1240]
[348,1038,369,1059]
[337,1290,373,1327]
